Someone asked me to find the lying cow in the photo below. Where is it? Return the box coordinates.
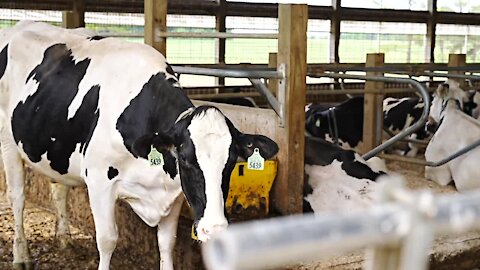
[0,21,278,270]
[305,96,431,156]
[425,82,480,191]
[303,136,387,213]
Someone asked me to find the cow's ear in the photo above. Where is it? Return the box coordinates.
[235,133,279,160]
[132,132,175,158]
[438,82,450,97]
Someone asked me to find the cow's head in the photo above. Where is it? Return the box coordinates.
[427,80,466,132]
[135,106,278,241]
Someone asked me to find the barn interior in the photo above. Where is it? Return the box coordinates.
[1,0,480,269]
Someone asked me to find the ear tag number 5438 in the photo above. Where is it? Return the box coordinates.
[148,145,164,166]
[247,148,264,170]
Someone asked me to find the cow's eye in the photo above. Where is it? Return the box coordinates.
[247,142,253,148]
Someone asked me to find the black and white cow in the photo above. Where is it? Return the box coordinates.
[305,97,364,149]
[425,82,480,191]
[303,136,387,213]
[0,21,278,270]
[305,96,431,156]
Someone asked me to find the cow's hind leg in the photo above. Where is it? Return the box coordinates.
[1,140,33,269]
[85,176,117,270]
[50,182,72,248]
[157,195,184,270]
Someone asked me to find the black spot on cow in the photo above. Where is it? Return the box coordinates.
[107,166,119,180]
[85,168,88,177]
[116,72,192,159]
[11,43,100,174]
[0,44,8,80]
[162,151,178,179]
[88,35,105,41]
[304,136,385,181]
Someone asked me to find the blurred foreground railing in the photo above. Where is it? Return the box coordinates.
[202,177,480,270]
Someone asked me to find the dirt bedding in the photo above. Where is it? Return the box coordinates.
[0,196,154,270]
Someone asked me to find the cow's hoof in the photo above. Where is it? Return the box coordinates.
[13,262,35,270]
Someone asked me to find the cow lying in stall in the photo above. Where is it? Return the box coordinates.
[0,21,278,270]
[305,95,432,157]
[303,136,387,214]
[425,81,480,191]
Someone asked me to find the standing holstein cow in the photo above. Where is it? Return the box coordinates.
[425,81,480,191]
[0,21,278,270]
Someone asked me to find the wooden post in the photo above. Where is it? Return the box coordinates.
[361,53,385,154]
[216,0,227,86]
[329,0,341,64]
[268,52,278,97]
[62,0,85,29]
[425,0,437,63]
[272,4,308,215]
[448,54,466,87]
[144,0,167,56]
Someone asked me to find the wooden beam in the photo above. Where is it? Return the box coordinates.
[273,4,308,215]
[361,53,384,154]
[144,0,167,56]
[216,0,227,86]
[62,0,85,29]
[425,0,437,63]
[448,54,466,87]
[330,0,341,63]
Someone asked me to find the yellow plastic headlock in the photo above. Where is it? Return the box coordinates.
[191,224,198,240]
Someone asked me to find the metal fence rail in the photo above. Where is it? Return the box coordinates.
[308,73,431,161]
[202,178,480,270]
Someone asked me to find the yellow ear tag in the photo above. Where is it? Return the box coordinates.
[148,145,164,166]
[247,148,265,170]
[191,225,198,240]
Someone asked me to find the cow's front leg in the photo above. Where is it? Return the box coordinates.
[157,195,184,270]
[1,140,32,269]
[86,178,118,270]
[50,182,71,248]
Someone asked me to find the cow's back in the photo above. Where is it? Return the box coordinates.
[0,21,177,184]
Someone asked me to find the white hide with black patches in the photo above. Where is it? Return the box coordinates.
[425,100,480,191]
[188,108,230,241]
[305,161,378,214]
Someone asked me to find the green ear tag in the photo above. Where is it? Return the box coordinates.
[247,148,265,170]
[148,146,164,166]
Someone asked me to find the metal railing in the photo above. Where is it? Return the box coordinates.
[202,177,480,270]
[171,66,285,123]
[308,73,431,161]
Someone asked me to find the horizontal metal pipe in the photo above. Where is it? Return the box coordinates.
[202,190,480,270]
[172,66,284,79]
[99,32,143,38]
[158,31,278,39]
[187,87,432,100]
[395,71,480,81]
[425,138,480,167]
[249,78,281,117]
[202,205,403,270]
